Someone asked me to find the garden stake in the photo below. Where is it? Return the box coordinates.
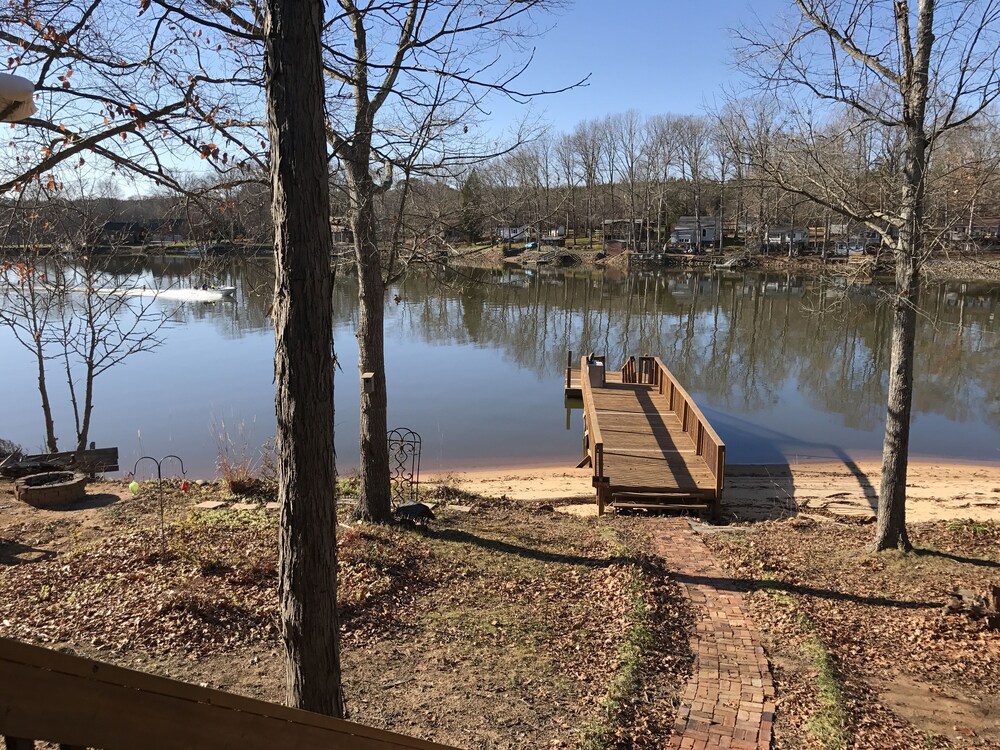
[132,455,186,558]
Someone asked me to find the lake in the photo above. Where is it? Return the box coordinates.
[2,256,999,477]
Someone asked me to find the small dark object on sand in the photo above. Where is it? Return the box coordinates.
[396,502,435,527]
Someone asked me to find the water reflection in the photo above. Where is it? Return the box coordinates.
[1,258,998,477]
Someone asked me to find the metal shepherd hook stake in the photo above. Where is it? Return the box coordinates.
[132,455,187,558]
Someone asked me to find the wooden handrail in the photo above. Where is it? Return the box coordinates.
[0,637,459,750]
[620,356,636,384]
[651,357,726,492]
[579,356,604,481]
[637,356,655,385]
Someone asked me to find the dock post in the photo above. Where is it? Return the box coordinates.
[711,494,722,522]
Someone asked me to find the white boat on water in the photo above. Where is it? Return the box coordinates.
[73,285,237,302]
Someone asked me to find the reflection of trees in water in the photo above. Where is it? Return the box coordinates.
[389,266,1000,432]
[916,283,1000,425]
[35,258,1000,431]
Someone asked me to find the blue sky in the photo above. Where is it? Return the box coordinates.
[486,0,790,134]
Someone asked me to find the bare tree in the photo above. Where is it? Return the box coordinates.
[676,115,711,252]
[322,1,577,523]
[738,0,1000,550]
[1,191,166,453]
[572,119,604,246]
[0,208,60,451]
[0,0,266,196]
[554,132,579,240]
[615,109,647,249]
[646,114,678,248]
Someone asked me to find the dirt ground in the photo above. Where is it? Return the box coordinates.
[704,518,1000,749]
[2,458,999,749]
[0,479,691,750]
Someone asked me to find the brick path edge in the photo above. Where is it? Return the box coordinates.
[651,518,775,750]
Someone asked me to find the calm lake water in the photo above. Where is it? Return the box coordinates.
[2,257,999,477]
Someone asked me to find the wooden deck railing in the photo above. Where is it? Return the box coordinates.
[621,356,636,383]
[0,637,459,750]
[620,356,656,385]
[579,356,605,487]
[650,357,726,493]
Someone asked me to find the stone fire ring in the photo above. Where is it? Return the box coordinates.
[14,471,88,508]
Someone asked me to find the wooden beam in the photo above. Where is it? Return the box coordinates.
[0,638,457,750]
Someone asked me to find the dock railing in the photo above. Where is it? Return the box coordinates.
[650,357,726,494]
[0,637,458,750]
[620,356,656,385]
[579,356,605,489]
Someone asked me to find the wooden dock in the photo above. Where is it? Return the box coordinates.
[565,352,725,517]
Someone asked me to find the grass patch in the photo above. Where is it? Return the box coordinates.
[337,473,360,498]
[213,420,276,499]
[421,479,486,505]
[579,545,654,749]
[945,519,999,537]
[756,573,849,749]
[801,632,849,750]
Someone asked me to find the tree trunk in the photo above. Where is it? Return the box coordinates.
[263,0,343,715]
[74,345,96,453]
[34,342,57,452]
[75,367,94,453]
[874,0,934,553]
[693,186,701,253]
[874,135,926,553]
[347,158,393,524]
[586,186,594,246]
[718,195,725,253]
[874,249,918,552]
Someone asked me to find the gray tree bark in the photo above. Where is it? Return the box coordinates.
[347,154,393,523]
[873,0,934,552]
[34,341,57,453]
[263,0,343,714]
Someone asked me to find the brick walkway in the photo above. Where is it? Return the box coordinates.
[651,519,775,750]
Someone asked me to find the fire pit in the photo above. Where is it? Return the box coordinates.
[14,471,88,508]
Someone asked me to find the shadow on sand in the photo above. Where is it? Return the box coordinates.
[707,410,880,522]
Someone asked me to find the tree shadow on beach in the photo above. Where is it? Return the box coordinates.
[710,410,880,522]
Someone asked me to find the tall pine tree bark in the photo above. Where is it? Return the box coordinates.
[264,0,343,714]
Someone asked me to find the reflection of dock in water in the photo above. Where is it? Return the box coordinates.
[564,352,725,518]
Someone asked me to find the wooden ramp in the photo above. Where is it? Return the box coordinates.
[565,353,725,517]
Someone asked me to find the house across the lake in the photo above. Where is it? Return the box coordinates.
[496,225,531,242]
[99,218,187,246]
[602,219,645,251]
[765,226,808,251]
[669,215,720,248]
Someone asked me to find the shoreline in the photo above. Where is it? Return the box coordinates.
[425,458,1000,522]
[453,244,1000,282]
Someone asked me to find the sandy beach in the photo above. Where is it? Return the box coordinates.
[425,459,1000,522]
